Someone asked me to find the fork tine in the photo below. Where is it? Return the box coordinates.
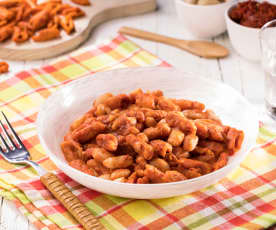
[0,120,16,149]
[0,132,10,151]
[1,112,24,148]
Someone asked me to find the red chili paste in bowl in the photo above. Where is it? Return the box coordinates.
[229,0,276,28]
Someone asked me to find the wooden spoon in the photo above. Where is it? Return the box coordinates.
[119,26,229,59]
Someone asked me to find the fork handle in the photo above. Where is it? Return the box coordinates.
[41,172,105,230]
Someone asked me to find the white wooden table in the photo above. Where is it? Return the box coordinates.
[0,0,270,229]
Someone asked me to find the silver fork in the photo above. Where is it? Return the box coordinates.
[0,112,104,230]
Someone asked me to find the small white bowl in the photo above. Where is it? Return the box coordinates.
[37,67,259,199]
[225,3,261,61]
[174,0,235,38]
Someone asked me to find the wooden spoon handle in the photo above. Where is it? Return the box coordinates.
[41,173,105,230]
[119,26,180,46]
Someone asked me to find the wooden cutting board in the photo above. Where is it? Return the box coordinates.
[0,0,156,61]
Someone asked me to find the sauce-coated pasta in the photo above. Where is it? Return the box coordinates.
[61,89,244,184]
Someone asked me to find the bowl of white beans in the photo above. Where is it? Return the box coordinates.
[174,0,235,38]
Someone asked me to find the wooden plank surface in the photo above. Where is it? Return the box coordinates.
[0,0,268,229]
[0,0,156,60]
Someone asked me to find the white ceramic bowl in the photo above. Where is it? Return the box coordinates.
[225,2,261,61]
[174,0,235,38]
[37,67,259,199]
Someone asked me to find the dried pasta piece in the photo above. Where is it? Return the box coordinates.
[47,15,60,29]
[25,0,37,9]
[0,7,15,20]
[0,20,7,26]
[59,15,74,34]
[102,155,133,169]
[10,5,24,22]
[32,27,60,42]
[0,23,14,42]
[0,62,9,74]
[28,10,50,31]
[70,0,90,6]
[22,5,34,20]
[0,0,87,44]
[0,0,21,8]
[47,3,62,16]
[62,6,85,18]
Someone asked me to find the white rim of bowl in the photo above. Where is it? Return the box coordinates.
[36,66,259,188]
[175,0,234,8]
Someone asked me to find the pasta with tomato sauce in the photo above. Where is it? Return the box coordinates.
[61,89,244,184]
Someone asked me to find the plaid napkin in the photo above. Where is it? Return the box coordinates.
[0,35,276,230]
